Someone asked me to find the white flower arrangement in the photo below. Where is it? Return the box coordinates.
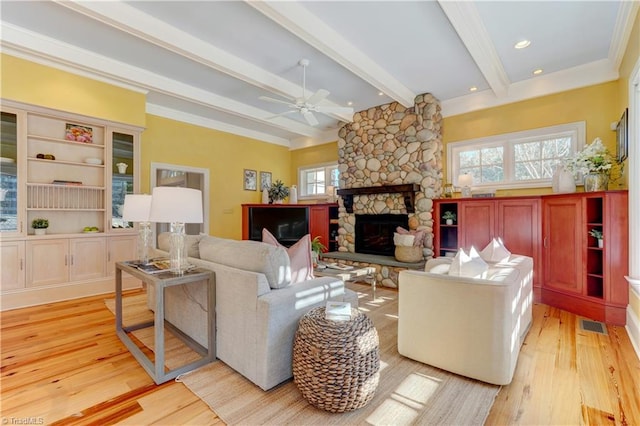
[565,137,616,175]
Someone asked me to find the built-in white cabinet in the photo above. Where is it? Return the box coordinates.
[0,100,143,310]
[0,241,25,291]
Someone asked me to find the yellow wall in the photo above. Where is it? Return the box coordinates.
[0,54,146,127]
[289,141,338,184]
[142,115,291,239]
[443,82,622,196]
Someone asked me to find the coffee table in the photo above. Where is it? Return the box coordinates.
[314,265,377,299]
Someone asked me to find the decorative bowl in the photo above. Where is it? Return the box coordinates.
[84,157,102,165]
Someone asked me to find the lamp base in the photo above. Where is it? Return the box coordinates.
[169,222,189,275]
[461,186,472,198]
[138,222,152,265]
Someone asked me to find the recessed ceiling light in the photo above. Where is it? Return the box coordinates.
[469,86,478,92]
[347,101,353,106]
[514,40,531,49]
[378,91,384,96]
[533,68,543,75]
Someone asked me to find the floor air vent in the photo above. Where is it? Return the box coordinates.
[580,319,608,335]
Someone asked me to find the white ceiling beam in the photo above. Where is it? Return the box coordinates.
[0,22,321,139]
[438,0,510,98]
[53,0,352,123]
[247,0,416,108]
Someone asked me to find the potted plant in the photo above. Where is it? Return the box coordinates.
[32,218,49,235]
[311,236,327,267]
[268,180,290,204]
[589,228,604,248]
[442,211,456,225]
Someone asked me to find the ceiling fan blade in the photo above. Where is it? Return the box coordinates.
[303,110,319,126]
[305,88,330,105]
[259,96,296,107]
[314,106,354,115]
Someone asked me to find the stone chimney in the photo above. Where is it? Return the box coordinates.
[336,93,443,259]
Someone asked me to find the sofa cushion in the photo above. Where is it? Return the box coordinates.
[424,257,453,274]
[262,229,314,284]
[199,236,291,289]
[480,238,511,263]
[449,247,488,279]
[157,232,204,258]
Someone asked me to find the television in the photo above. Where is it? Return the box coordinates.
[248,206,309,246]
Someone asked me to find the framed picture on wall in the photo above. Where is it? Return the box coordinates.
[260,171,272,190]
[616,108,628,162]
[244,169,257,191]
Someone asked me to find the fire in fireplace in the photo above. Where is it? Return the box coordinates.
[355,214,409,256]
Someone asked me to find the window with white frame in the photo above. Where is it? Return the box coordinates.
[298,162,339,197]
[448,122,585,190]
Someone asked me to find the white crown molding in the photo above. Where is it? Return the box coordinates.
[438,0,510,98]
[442,58,618,117]
[55,0,352,123]
[147,103,291,148]
[608,1,640,70]
[248,0,416,108]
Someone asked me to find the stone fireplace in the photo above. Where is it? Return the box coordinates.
[332,93,443,287]
[355,213,409,256]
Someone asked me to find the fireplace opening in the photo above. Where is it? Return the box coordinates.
[355,214,409,256]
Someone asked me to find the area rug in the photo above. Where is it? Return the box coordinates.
[106,285,499,425]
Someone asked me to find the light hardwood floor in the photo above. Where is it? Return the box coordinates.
[1,284,639,425]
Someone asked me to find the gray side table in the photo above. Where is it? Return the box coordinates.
[115,261,215,384]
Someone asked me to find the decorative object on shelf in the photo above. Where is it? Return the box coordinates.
[260,171,272,190]
[116,162,128,174]
[262,187,269,204]
[268,180,289,204]
[565,137,620,192]
[31,218,49,235]
[289,185,298,204]
[36,153,55,160]
[458,174,473,198]
[555,164,576,193]
[82,226,99,233]
[123,194,153,264]
[442,211,456,225]
[84,157,102,165]
[311,236,327,267]
[149,187,203,275]
[443,183,453,198]
[65,123,93,143]
[244,169,257,191]
[589,228,604,248]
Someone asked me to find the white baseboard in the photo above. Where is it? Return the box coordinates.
[626,305,640,362]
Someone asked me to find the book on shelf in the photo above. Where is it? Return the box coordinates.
[52,180,83,186]
[325,301,352,321]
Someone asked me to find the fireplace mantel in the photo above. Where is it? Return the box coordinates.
[337,184,421,213]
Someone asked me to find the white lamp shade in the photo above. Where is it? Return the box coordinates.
[122,194,152,222]
[458,174,473,187]
[149,187,203,223]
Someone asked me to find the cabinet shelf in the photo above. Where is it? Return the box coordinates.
[27,157,105,168]
[27,184,104,210]
[27,134,105,148]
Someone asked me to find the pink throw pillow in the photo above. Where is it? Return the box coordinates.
[262,229,314,283]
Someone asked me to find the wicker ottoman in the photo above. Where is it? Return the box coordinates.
[292,306,380,412]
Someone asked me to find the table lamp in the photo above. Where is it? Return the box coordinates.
[149,187,203,274]
[458,174,473,198]
[122,194,153,265]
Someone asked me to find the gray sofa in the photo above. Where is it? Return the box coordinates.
[148,233,359,390]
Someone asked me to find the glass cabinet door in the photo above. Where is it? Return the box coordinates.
[1,111,21,235]
[110,130,138,229]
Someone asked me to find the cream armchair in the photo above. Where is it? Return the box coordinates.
[397,255,533,385]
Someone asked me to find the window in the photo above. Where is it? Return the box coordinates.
[298,162,339,198]
[448,122,585,189]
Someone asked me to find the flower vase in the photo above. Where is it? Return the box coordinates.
[446,219,453,225]
[262,188,269,204]
[598,239,604,249]
[584,173,609,192]
[289,185,297,204]
[34,229,46,235]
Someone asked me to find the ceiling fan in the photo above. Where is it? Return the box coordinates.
[259,59,353,126]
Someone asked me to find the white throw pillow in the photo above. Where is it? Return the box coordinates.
[393,232,415,247]
[480,238,511,263]
[448,247,489,279]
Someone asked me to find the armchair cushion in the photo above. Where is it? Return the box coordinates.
[448,247,488,278]
[480,238,511,263]
[262,229,314,284]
